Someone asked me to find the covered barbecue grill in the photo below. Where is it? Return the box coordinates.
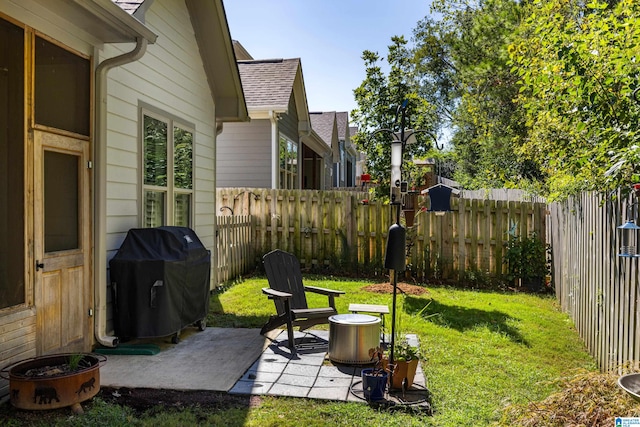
[109,226,211,343]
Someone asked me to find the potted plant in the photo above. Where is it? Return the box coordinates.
[385,338,421,390]
[361,346,388,402]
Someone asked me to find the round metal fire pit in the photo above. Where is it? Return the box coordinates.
[328,314,381,364]
[1,353,105,410]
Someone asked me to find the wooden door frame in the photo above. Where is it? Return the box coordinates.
[33,130,92,354]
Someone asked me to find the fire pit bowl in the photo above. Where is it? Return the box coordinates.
[1,353,106,410]
[618,373,640,402]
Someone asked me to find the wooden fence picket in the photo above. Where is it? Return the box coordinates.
[215,187,640,371]
[216,187,546,283]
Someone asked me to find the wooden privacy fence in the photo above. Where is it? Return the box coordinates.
[549,191,640,372]
[215,215,254,284]
[215,187,640,372]
[216,188,547,282]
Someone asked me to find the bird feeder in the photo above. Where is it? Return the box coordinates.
[618,220,640,257]
[618,184,640,258]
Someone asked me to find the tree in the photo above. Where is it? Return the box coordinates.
[413,0,540,191]
[509,0,640,198]
[351,36,440,199]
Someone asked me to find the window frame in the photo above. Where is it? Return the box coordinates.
[140,107,195,228]
[278,133,298,189]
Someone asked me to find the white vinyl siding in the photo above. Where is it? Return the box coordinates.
[216,119,272,187]
[103,0,216,274]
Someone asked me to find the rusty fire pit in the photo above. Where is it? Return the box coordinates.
[1,353,106,411]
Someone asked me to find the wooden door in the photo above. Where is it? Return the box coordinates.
[34,130,91,355]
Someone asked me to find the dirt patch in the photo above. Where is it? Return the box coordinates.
[99,387,261,413]
[362,282,430,296]
[0,387,260,423]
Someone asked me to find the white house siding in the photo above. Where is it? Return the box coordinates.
[104,0,216,255]
[0,0,102,399]
[102,0,217,331]
[280,95,299,143]
[216,119,272,188]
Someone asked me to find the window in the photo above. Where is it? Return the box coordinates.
[0,17,25,309]
[279,135,298,189]
[143,112,193,227]
[35,36,90,135]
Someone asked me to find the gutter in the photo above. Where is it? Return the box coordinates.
[93,38,148,347]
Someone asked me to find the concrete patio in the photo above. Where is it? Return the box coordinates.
[100,327,430,408]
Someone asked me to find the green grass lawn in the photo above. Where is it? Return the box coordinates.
[205,275,596,426]
[1,276,597,426]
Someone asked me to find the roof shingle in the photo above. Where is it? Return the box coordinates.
[237,58,300,110]
[309,112,336,146]
[336,112,349,139]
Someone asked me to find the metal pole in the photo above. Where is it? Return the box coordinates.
[389,193,402,386]
[389,104,407,387]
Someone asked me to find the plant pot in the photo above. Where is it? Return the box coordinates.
[523,276,544,292]
[0,353,106,410]
[361,368,388,402]
[389,358,419,390]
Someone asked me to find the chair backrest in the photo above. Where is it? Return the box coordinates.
[263,249,309,313]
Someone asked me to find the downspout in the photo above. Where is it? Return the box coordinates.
[212,121,223,289]
[94,38,148,347]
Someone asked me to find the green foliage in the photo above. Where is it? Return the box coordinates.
[62,397,137,426]
[509,0,640,198]
[173,126,192,190]
[409,0,640,199]
[390,338,422,362]
[503,232,550,283]
[143,115,167,187]
[414,0,541,192]
[2,277,597,426]
[68,353,84,371]
[351,36,441,199]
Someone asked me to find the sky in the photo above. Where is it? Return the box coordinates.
[223,0,434,118]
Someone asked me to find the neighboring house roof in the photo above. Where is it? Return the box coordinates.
[238,59,300,111]
[336,112,348,140]
[310,112,339,160]
[232,40,253,60]
[336,111,357,156]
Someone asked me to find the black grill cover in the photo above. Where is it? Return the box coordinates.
[109,226,211,339]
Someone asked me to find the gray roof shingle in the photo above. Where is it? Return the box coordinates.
[237,58,300,110]
[309,112,336,146]
[336,112,348,139]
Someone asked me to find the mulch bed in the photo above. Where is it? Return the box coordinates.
[361,282,430,296]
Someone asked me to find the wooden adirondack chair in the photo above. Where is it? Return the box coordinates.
[261,249,345,355]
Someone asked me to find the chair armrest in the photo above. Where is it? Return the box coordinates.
[304,285,345,297]
[262,287,292,300]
